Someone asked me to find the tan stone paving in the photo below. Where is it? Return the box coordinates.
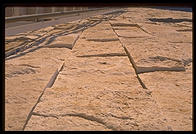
[5,7,192,131]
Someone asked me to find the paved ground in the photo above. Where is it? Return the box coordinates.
[5,7,192,131]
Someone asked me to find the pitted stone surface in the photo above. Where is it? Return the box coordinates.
[24,16,170,131]
[5,7,192,131]
[25,56,169,131]
[5,48,72,130]
[138,63,192,131]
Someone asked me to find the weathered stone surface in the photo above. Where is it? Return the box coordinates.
[116,7,192,130]
[81,22,119,41]
[5,48,72,131]
[5,7,192,131]
[139,64,192,130]
[72,21,124,56]
[26,115,112,131]
[45,33,81,49]
[25,19,169,131]
[25,56,169,131]
[118,14,192,68]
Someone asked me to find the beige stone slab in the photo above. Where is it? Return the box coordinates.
[120,8,192,42]
[73,39,125,56]
[6,7,192,131]
[25,55,169,130]
[119,34,192,68]
[45,33,81,49]
[5,48,72,131]
[85,21,113,31]
[124,7,192,23]
[139,24,192,43]
[139,63,192,131]
[72,21,125,56]
[81,22,118,40]
[110,8,191,69]
[115,29,150,38]
[115,8,192,67]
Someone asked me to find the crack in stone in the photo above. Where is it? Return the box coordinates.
[176,29,192,32]
[111,23,151,35]
[19,64,40,68]
[5,67,37,78]
[22,62,64,130]
[117,35,147,38]
[182,58,192,66]
[108,113,134,120]
[108,20,148,90]
[31,112,118,131]
[111,23,139,27]
[59,113,118,131]
[148,56,182,63]
[148,18,192,23]
[107,15,175,130]
[32,112,59,119]
[122,45,148,89]
[77,53,127,58]
[137,66,185,74]
[86,38,119,42]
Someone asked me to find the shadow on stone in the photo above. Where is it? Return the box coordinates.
[148,18,192,23]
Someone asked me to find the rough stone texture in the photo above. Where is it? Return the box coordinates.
[5,48,72,130]
[25,40,169,131]
[111,7,192,130]
[44,33,81,49]
[5,7,192,131]
[139,65,192,131]
[81,22,119,42]
[72,21,125,56]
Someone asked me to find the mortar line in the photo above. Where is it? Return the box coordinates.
[22,62,64,130]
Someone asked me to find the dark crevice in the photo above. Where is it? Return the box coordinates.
[108,113,134,120]
[86,38,119,42]
[32,112,59,119]
[137,66,185,74]
[118,35,147,38]
[77,53,127,58]
[111,23,139,27]
[19,64,40,68]
[148,18,192,23]
[148,56,182,63]
[142,56,192,67]
[136,74,148,89]
[182,58,192,66]
[176,29,192,32]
